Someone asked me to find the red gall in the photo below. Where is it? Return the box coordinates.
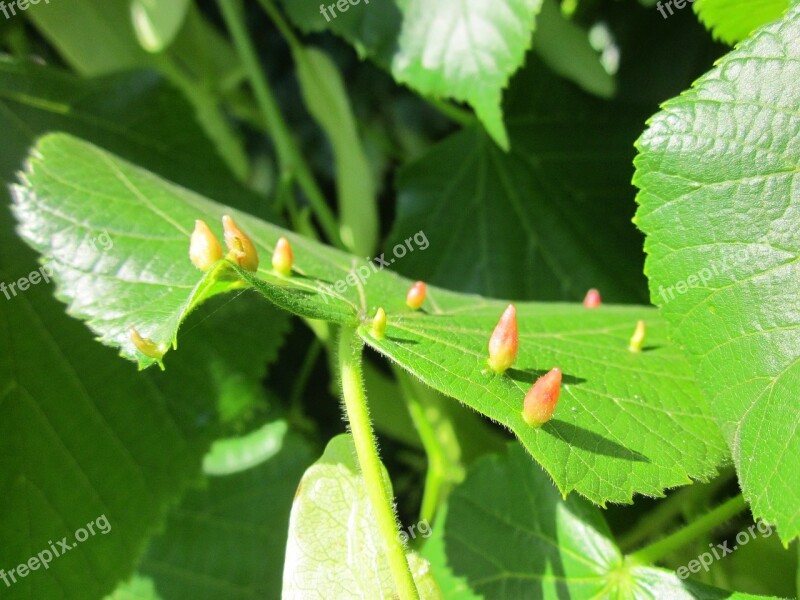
[487,304,518,374]
[189,219,223,272]
[272,236,294,277]
[222,214,259,272]
[522,367,562,427]
[583,288,601,308]
[406,281,427,310]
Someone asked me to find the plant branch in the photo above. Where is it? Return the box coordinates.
[155,54,250,183]
[338,327,419,600]
[217,0,343,247]
[427,97,476,126]
[618,468,735,551]
[394,367,464,525]
[628,494,747,565]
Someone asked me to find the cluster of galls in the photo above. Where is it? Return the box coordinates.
[486,304,562,428]
[133,221,647,426]
[130,215,293,361]
[190,214,293,276]
[486,289,647,427]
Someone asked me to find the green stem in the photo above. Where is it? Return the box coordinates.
[257,0,302,51]
[628,494,747,565]
[287,339,322,433]
[217,0,343,248]
[338,328,419,600]
[394,368,463,525]
[618,468,735,551]
[427,98,476,126]
[156,54,250,183]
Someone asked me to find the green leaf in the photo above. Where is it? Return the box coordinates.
[26,0,250,181]
[533,0,615,98]
[0,59,274,369]
[110,428,315,600]
[390,58,649,303]
[0,239,286,599]
[424,444,778,599]
[26,0,146,74]
[283,434,441,598]
[131,0,192,53]
[391,0,543,150]
[634,5,800,542]
[0,60,257,208]
[366,361,507,464]
[106,575,162,600]
[27,0,233,77]
[0,62,289,599]
[14,133,730,506]
[294,46,378,256]
[694,0,790,44]
[276,0,402,66]
[202,420,289,476]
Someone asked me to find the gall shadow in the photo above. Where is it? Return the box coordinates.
[543,419,650,463]
[506,367,586,386]
[639,345,661,353]
[384,334,420,345]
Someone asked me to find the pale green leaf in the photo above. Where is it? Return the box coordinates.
[283,434,440,599]
[694,0,790,44]
[202,420,289,476]
[391,0,543,149]
[131,0,191,53]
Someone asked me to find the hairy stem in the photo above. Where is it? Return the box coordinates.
[338,327,420,599]
[217,0,343,247]
[628,494,747,565]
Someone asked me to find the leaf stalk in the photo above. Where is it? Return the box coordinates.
[338,327,420,599]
